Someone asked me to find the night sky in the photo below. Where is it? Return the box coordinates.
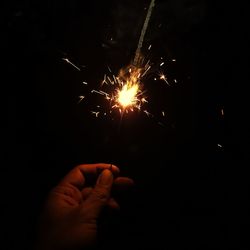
[5,0,249,249]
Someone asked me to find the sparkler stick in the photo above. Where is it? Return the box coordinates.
[133,0,156,66]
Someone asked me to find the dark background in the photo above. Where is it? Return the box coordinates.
[4,0,249,249]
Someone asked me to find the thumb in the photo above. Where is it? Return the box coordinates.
[84,169,113,218]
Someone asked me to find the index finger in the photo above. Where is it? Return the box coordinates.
[59,163,120,189]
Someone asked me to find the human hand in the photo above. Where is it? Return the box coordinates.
[36,163,134,250]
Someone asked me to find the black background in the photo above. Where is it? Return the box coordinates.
[4,0,249,249]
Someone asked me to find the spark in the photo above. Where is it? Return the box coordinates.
[78,96,85,104]
[221,109,224,116]
[62,58,81,71]
[91,111,100,117]
[160,74,170,85]
[174,79,178,83]
[172,59,176,62]
[82,82,88,85]
[217,144,223,148]
[148,44,152,50]
[107,66,112,73]
[160,62,165,67]
[91,90,108,96]
[102,75,108,85]
[144,110,153,117]
[162,111,165,117]
[107,76,114,85]
[141,65,151,77]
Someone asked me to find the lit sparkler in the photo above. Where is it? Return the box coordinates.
[68,0,179,124]
[99,65,148,113]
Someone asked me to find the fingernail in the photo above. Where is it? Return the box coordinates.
[109,164,113,171]
[98,169,113,185]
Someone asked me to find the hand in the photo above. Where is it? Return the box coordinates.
[36,163,134,250]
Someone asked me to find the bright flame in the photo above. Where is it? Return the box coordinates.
[91,59,153,116]
[113,66,144,111]
[117,84,139,108]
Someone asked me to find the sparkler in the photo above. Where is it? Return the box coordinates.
[92,0,156,114]
[64,0,178,124]
[92,65,148,114]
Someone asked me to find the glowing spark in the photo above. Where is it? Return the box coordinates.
[99,90,109,96]
[144,110,153,117]
[141,65,151,77]
[217,144,223,148]
[102,75,108,85]
[107,76,114,85]
[91,111,100,118]
[91,90,108,96]
[162,111,165,117]
[82,82,88,85]
[108,66,112,73]
[174,79,177,83]
[160,74,170,86]
[148,44,152,50]
[160,62,165,67]
[78,96,85,104]
[62,58,81,71]
[221,109,224,116]
[172,59,176,62]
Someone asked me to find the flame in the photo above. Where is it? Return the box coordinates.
[114,66,143,111]
[117,84,139,108]
[115,67,141,109]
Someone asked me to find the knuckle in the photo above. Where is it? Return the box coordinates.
[92,187,109,201]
